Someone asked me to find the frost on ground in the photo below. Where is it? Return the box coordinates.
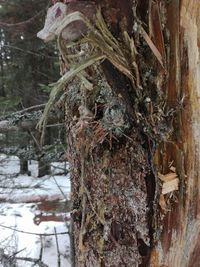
[0,154,71,267]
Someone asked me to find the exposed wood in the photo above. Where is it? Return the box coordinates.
[150,1,200,266]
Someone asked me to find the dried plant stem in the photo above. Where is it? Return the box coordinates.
[38,10,138,141]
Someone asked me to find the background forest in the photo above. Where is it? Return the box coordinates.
[0,0,66,177]
[0,2,71,266]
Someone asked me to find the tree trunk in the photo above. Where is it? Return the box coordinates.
[19,158,29,175]
[38,128,51,177]
[64,1,155,266]
[38,160,51,178]
[149,1,200,267]
[48,0,200,266]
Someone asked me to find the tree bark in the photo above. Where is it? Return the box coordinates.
[46,0,200,266]
[64,1,155,266]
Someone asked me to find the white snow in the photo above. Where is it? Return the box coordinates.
[0,154,71,267]
[0,174,70,203]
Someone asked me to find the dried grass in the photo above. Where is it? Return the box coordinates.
[37,10,138,142]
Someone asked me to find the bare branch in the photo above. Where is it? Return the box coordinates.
[0,224,69,236]
[39,235,44,261]
[0,104,46,121]
[3,44,57,59]
[15,256,48,267]
[0,10,44,28]
[0,105,64,134]
[54,227,61,267]
[52,175,67,198]
[28,130,43,152]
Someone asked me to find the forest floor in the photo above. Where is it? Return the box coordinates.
[0,154,71,267]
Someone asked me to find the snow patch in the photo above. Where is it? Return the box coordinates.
[0,154,71,267]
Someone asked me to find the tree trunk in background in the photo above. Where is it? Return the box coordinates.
[0,35,6,98]
[38,160,51,178]
[19,158,29,175]
[60,0,200,266]
[38,128,51,177]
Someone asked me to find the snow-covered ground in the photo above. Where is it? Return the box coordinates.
[0,154,71,267]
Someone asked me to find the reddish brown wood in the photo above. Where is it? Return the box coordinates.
[150,1,200,266]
